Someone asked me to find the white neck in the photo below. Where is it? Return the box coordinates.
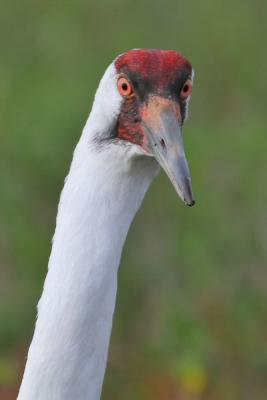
[18,128,158,399]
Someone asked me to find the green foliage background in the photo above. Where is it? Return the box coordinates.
[0,1,267,398]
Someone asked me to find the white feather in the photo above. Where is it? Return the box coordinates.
[18,62,159,400]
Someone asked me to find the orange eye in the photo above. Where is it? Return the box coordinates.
[117,76,133,97]
[180,79,193,99]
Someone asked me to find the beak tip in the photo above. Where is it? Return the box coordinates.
[185,199,196,207]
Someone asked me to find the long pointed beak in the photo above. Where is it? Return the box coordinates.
[141,96,195,206]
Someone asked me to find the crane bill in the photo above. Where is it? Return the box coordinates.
[141,96,195,206]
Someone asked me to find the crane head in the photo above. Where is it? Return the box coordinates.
[92,49,195,206]
[114,49,195,207]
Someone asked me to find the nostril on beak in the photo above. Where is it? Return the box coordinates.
[160,138,166,149]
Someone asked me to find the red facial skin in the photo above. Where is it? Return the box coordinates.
[115,49,192,149]
[116,91,149,149]
[115,49,191,87]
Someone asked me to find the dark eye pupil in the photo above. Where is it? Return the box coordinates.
[183,84,189,93]
[122,83,128,91]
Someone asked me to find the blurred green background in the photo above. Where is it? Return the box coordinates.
[1,0,267,399]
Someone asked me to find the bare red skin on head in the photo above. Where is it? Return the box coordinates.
[115,49,192,89]
[115,49,192,148]
[117,121,147,149]
[116,94,148,149]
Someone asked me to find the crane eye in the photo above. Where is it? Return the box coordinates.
[117,76,133,97]
[180,79,193,99]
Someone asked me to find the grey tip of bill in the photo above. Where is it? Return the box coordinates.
[185,199,196,207]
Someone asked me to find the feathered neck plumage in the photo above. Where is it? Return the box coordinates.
[18,64,158,400]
